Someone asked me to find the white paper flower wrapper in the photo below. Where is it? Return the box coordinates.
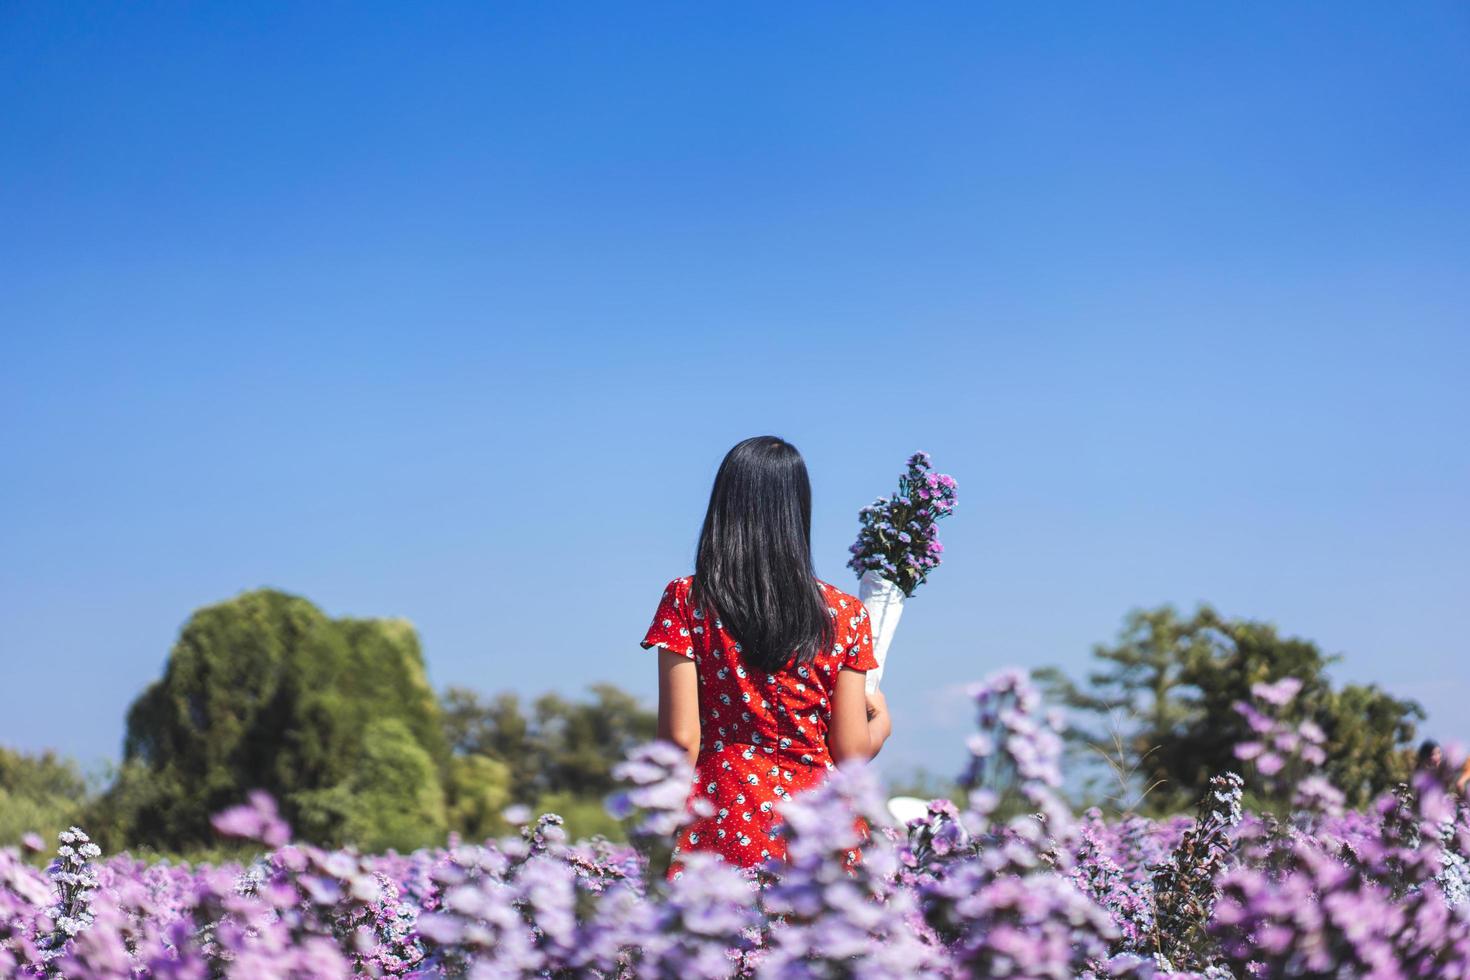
[858,570,906,693]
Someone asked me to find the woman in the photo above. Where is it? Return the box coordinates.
[639,436,892,871]
[1417,739,1443,774]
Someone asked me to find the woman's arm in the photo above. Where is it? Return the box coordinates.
[657,648,701,767]
[830,668,892,764]
[864,688,892,759]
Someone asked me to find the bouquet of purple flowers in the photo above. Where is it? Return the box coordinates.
[847,451,957,596]
[847,451,957,691]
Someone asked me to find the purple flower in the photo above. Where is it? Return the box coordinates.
[1233,674,1333,800]
[1252,676,1303,706]
[211,790,291,848]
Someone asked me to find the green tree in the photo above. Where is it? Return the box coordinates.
[443,688,537,801]
[336,618,449,769]
[1040,604,1422,813]
[110,589,448,851]
[442,683,655,804]
[444,753,513,841]
[531,684,657,799]
[0,747,92,849]
[294,719,447,852]
[439,682,655,844]
[1320,682,1422,804]
[1036,606,1221,810]
[1156,614,1338,806]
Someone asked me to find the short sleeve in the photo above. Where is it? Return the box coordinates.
[640,577,695,659]
[842,604,879,671]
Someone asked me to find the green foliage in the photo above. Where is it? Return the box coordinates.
[1035,606,1213,812]
[109,589,447,851]
[1039,604,1422,814]
[529,790,625,842]
[1157,612,1337,804]
[86,761,183,853]
[445,754,513,841]
[531,685,658,799]
[19,585,663,855]
[1313,681,1420,803]
[440,683,654,845]
[443,682,655,804]
[336,618,449,768]
[294,719,447,852]
[444,689,537,801]
[0,747,92,849]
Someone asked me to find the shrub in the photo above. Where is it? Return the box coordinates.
[108,589,447,851]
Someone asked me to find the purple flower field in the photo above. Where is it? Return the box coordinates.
[3,671,1468,978]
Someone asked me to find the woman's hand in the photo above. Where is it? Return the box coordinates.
[865,689,892,756]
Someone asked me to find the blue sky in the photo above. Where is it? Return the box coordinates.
[3,3,1467,783]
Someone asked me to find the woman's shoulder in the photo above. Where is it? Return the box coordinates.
[815,579,862,614]
[662,574,693,592]
[658,575,694,605]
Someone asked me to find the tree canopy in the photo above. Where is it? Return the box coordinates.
[443,683,656,811]
[0,746,92,851]
[1038,605,1423,813]
[109,589,447,851]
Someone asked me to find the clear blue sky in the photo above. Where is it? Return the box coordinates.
[3,3,1467,783]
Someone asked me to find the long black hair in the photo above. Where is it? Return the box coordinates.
[692,436,834,672]
[1417,739,1442,770]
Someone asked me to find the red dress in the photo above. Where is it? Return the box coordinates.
[639,575,878,870]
